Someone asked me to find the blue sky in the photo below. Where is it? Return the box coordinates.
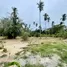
[0,0,67,30]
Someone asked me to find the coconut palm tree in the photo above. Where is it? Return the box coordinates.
[33,21,35,25]
[43,13,48,30]
[36,23,38,27]
[60,14,67,26]
[47,17,50,22]
[52,21,54,34]
[47,17,50,35]
[11,7,19,38]
[29,24,31,29]
[33,21,36,30]
[60,14,67,34]
[37,0,44,37]
[33,22,38,30]
[43,13,50,29]
[52,21,54,27]
[43,13,49,34]
[36,23,38,30]
[43,13,48,21]
[60,22,63,25]
[61,14,67,21]
[11,7,18,25]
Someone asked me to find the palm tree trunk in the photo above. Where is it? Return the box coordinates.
[39,11,41,38]
[45,21,46,35]
[48,22,50,35]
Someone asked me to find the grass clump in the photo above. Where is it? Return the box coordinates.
[15,51,22,56]
[21,32,29,41]
[0,54,7,58]
[0,47,3,49]
[2,48,7,53]
[4,61,21,67]
[24,64,44,67]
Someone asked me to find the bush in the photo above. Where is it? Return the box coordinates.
[34,33,40,37]
[21,31,29,41]
[62,31,67,39]
[30,32,40,37]
[4,61,20,67]
[24,64,44,67]
[0,8,22,39]
[54,30,67,39]
[2,48,7,53]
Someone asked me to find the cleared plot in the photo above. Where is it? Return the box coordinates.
[0,37,67,67]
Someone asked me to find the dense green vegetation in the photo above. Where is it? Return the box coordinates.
[0,7,67,40]
[0,7,30,39]
[0,1,67,39]
[4,61,20,67]
[0,7,22,39]
[23,41,67,63]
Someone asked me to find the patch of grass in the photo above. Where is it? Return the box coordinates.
[0,54,7,58]
[23,42,67,63]
[58,63,63,67]
[0,62,8,67]
[24,64,44,67]
[0,47,3,49]
[15,51,22,56]
[22,55,28,59]
[4,61,21,67]
[21,32,29,41]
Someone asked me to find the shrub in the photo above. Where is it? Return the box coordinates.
[30,32,40,37]
[24,64,44,67]
[2,48,7,53]
[0,54,7,58]
[21,31,29,41]
[34,33,40,37]
[4,61,20,67]
[54,30,67,39]
[62,31,67,39]
[0,8,22,39]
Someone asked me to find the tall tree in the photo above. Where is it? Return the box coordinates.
[43,13,49,34]
[52,21,54,27]
[11,7,18,25]
[61,14,67,25]
[52,21,54,34]
[43,13,48,21]
[43,13,48,29]
[61,14,66,21]
[37,0,44,37]
[2,7,22,39]
[60,22,63,25]
[43,13,50,35]
[36,23,38,27]
[33,21,36,26]
[36,23,38,30]
[47,17,50,34]
[60,14,67,31]
[11,7,19,38]
[47,17,50,22]
[33,22,38,30]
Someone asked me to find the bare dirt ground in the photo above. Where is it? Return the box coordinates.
[0,38,28,63]
[0,37,66,63]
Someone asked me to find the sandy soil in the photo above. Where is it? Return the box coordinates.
[0,37,65,63]
[0,38,28,63]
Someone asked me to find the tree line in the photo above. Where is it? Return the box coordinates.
[0,0,67,39]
